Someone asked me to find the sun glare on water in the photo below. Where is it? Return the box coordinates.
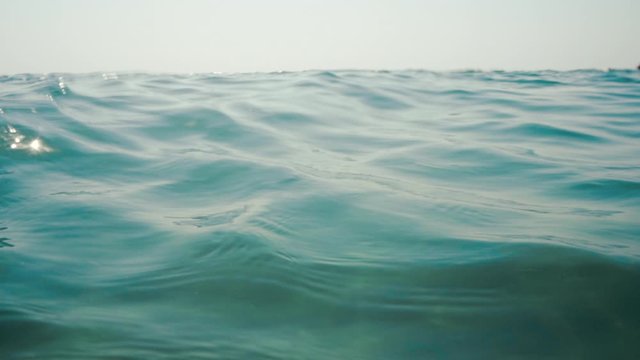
[3,125,50,153]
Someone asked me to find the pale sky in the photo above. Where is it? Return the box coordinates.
[1,0,638,73]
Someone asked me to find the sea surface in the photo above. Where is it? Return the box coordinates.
[1,70,639,359]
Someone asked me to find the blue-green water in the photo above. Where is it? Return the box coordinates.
[1,70,640,359]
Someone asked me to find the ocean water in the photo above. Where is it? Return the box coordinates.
[1,69,639,359]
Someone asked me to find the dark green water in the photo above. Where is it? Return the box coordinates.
[1,70,640,359]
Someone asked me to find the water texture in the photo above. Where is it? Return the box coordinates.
[1,70,639,359]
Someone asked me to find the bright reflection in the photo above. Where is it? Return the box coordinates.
[4,125,50,153]
[58,77,67,94]
[29,139,42,151]
[102,73,119,80]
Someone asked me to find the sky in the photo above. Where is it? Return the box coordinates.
[1,0,638,73]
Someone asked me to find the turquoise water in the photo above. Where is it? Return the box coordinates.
[1,70,639,359]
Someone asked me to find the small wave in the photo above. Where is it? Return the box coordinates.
[507,123,605,142]
[564,179,640,201]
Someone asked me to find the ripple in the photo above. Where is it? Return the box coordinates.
[565,179,640,200]
[508,122,606,142]
[168,206,248,228]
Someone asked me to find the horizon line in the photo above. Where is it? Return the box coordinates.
[2,67,637,77]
